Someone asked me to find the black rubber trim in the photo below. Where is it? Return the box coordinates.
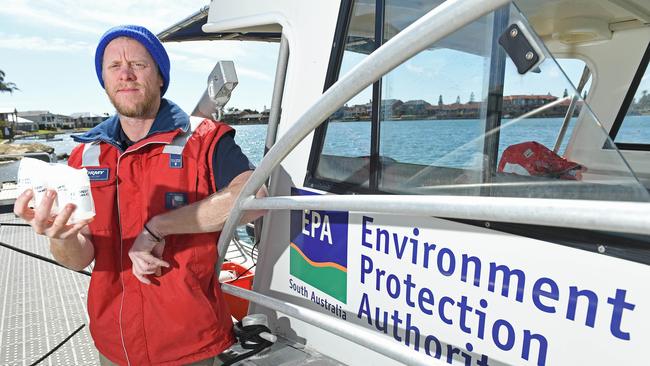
[614,142,650,152]
[369,0,385,191]
[305,0,355,188]
[609,41,650,147]
[453,218,650,266]
[482,6,509,192]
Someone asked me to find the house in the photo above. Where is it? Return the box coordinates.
[0,107,18,123]
[0,107,38,132]
[13,116,38,132]
[398,99,433,117]
[502,95,558,116]
[70,112,107,128]
[380,99,403,118]
[239,113,267,124]
[18,110,59,130]
[56,114,76,129]
[17,110,78,129]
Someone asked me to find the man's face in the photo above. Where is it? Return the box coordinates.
[102,37,163,118]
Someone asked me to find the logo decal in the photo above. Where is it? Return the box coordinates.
[165,192,188,209]
[86,168,109,181]
[169,154,183,169]
[290,188,348,303]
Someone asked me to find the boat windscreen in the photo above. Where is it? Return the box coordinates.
[314,1,650,202]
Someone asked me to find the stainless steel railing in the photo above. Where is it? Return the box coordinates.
[212,0,650,365]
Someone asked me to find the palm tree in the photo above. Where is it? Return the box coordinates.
[0,70,20,94]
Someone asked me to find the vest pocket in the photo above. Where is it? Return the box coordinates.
[88,171,117,232]
[141,151,199,218]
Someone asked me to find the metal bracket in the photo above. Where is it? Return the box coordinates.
[498,22,545,74]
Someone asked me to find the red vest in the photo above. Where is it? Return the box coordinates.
[68,118,236,366]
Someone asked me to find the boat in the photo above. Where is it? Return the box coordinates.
[3,0,650,365]
[158,0,650,365]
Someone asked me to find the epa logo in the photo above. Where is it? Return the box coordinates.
[289,188,348,303]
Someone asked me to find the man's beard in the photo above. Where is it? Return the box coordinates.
[107,86,158,118]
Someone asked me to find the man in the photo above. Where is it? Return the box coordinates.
[13,25,266,366]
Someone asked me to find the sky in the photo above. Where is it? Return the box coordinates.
[0,0,278,115]
[1,1,648,117]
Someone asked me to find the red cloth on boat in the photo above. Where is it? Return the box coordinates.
[498,141,585,180]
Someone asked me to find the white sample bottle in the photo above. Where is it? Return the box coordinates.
[52,165,95,224]
[17,157,52,211]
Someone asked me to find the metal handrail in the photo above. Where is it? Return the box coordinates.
[207,0,649,365]
[217,0,512,267]
[239,194,650,235]
[553,65,592,153]
[222,284,446,366]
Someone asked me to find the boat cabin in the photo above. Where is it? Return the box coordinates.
[161,0,650,365]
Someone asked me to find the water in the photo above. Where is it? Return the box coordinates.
[2,116,650,182]
[325,117,580,168]
[323,116,650,168]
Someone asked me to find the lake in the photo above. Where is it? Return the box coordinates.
[1,115,649,182]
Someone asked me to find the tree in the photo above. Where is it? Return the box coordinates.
[438,95,443,106]
[469,92,475,103]
[562,88,568,98]
[0,70,20,94]
[455,95,461,104]
[637,90,650,111]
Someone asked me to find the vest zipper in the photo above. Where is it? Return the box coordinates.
[115,140,169,366]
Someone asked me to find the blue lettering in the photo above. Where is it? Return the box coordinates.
[488,263,526,302]
[437,248,456,276]
[532,277,559,313]
[357,292,372,325]
[393,232,409,259]
[424,334,442,359]
[418,288,435,315]
[403,274,416,307]
[567,286,598,328]
[404,313,420,350]
[461,254,482,287]
[522,330,548,366]
[607,289,635,340]
[410,228,419,265]
[446,344,461,364]
[361,216,373,249]
[360,255,373,284]
[456,296,473,334]
[476,299,488,340]
[386,274,401,299]
[423,242,436,269]
[492,319,515,351]
[377,228,389,254]
[438,296,455,325]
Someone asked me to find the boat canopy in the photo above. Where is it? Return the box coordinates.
[157,5,281,43]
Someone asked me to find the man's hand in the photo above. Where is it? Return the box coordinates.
[14,189,91,243]
[129,224,169,285]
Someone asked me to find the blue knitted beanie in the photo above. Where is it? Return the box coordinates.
[95,25,170,96]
